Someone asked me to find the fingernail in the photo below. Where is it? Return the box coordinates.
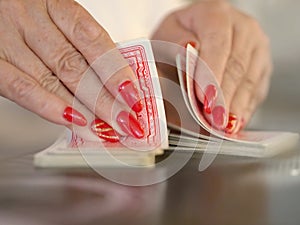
[212,106,226,129]
[119,80,143,113]
[204,84,217,114]
[116,111,144,139]
[63,107,87,127]
[225,113,239,134]
[185,41,197,49]
[91,119,120,143]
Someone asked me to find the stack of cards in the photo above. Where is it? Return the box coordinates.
[34,133,157,168]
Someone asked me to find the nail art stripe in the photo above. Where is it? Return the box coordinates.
[225,113,239,134]
[96,134,119,142]
[92,127,115,133]
[91,119,120,143]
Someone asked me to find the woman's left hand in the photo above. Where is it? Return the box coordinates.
[152,0,273,134]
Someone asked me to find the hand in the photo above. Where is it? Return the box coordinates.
[0,0,144,141]
[152,0,272,134]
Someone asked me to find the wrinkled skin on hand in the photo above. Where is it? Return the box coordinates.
[0,0,143,140]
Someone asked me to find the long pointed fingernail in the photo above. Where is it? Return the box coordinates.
[212,106,226,129]
[204,85,217,114]
[91,119,120,143]
[116,111,144,139]
[119,80,143,113]
[63,107,87,127]
[225,113,239,134]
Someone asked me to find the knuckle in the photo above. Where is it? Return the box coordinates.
[225,55,247,84]
[56,50,88,87]
[243,76,257,93]
[73,15,108,46]
[39,73,61,94]
[9,75,38,100]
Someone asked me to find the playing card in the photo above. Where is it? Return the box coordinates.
[176,54,199,122]
[71,39,168,150]
[185,45,231,138]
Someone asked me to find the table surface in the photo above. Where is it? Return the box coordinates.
[0,97,300,225]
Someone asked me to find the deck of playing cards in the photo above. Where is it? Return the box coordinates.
[34,39,299,168]
[34,133,157,168]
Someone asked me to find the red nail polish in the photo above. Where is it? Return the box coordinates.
[91,119,120,143]
[204,85,217,114]
[116,111,144,139]
[185,41,197,49]
[63,107,87,126]
[225,113,239,134]
[212,106,226,129]
[119,80,143,113]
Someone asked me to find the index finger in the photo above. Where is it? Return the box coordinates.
[197,28,232,84]
[46,0,143,112]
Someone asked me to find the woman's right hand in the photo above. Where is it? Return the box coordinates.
[0,0,144,142]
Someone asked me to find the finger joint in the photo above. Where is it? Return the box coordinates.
[55,50,88,89]
[225,55,247,84]
[72,14,108,48]
[39,73,61,94]
[9,75,38,101]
